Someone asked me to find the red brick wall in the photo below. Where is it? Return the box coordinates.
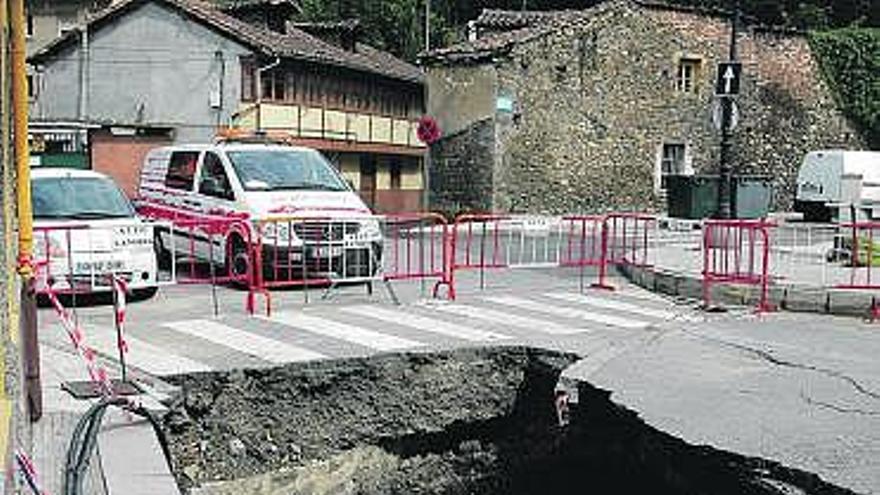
[90,130,171,198]
[374,190,423,213]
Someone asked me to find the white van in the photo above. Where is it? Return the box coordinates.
[32,168,158,298]
[795,150,880,222]
[136,141,381,279]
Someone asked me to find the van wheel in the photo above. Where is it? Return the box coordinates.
[225,235,251,281]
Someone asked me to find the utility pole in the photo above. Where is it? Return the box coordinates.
[717,0,740,219]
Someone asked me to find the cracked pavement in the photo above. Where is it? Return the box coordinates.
[571,309,880,494]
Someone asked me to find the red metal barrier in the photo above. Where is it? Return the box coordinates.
[163,217,255,286]
[448,214,511,300]
[140,203,258,312]
[702,219,773,313]
[593,213,655,290]
[382,212,451,298]
[836,222,880,290]
[559,215,605,268]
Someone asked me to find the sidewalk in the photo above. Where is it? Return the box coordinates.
[629,225,880,317]
[31,340,179,495]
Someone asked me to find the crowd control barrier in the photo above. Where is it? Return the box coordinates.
[835,222,880,291]
[447,213,656,299]
[594,213,656,290]
[702,219,773,313]
[250,213,452,314]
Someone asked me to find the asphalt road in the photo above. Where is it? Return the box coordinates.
[36,264,880,494]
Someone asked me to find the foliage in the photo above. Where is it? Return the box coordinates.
[809,28,880,149]
[293,0,879,60]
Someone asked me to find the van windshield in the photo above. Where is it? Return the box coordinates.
[227,149,348,192]
[32,176,135,220]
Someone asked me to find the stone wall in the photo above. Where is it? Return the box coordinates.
[429,118,495,214]
[427,1,863,214]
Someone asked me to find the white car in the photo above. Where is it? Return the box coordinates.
[32,168,159,299]
[137,141,383,280]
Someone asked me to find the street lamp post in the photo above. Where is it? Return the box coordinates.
[718,1,740,219]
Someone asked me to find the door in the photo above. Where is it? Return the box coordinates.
[196,151,238,264]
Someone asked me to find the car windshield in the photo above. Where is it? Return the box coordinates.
[227,149,348,192]
[32,176,135,219]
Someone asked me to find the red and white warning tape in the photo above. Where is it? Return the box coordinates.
[15,448,49,495]
[111,275,129,355]
[46,289,114,397]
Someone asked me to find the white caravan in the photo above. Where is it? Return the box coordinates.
[795,150,880,222]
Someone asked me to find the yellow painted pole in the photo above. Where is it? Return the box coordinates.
[9,0,41,422]
[0,0,13,478]
[9,0,30,269]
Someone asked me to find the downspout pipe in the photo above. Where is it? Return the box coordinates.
[255,56,280,133]
[78,25,89,120]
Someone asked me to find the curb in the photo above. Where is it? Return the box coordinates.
[618,264,880,320]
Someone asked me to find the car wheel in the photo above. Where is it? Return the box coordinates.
[225,235,251,281]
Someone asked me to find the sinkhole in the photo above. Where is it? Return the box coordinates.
[161,347,855,495]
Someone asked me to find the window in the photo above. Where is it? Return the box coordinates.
[659,143,687,190]
[198,152,234,200]
[26,13,33,38]
[165,151,199,191]
[677,58,701,93]
[261,68,285,102]
[32,177,134,219]
[227,149,347,192]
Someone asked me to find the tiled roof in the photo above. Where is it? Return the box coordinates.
[29,0,423,84]
[424,0,775,64]
[422,6,596,64]
[215,0,300,10]
[473,8,582,31]
[289,18,361,33]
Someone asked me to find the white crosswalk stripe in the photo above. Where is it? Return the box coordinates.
[263,312,422,351]
[45,321,212,375]
[485,295,650,329]
[163,320,326,364]
[341,305,511,342]
[428,303,585,335]
[545,292,675,320]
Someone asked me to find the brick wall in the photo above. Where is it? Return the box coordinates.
[90,130,171,198]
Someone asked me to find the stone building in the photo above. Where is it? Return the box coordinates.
[422,1,863,214]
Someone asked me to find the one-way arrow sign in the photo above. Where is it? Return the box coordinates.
[715,62,742,96]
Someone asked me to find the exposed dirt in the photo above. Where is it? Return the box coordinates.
[161,346,857,495]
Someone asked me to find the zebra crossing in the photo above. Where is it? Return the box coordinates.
[39,288,698,378]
